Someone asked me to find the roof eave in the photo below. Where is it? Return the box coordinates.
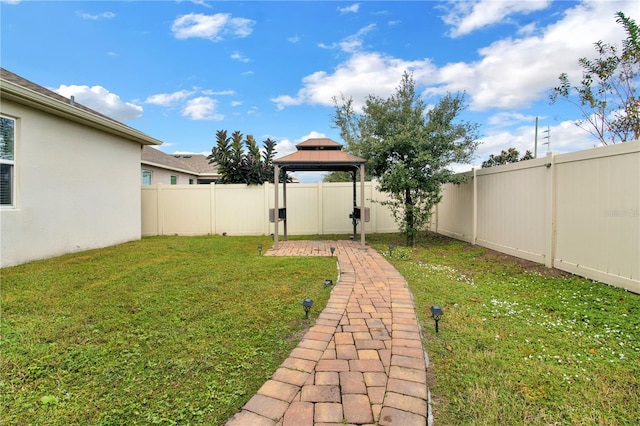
[1,78,162,146]
[141,160,198,175]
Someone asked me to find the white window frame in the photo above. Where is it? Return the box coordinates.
[142,169,152,186]
[0,115,16,208]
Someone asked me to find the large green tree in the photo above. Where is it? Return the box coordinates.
[550,12,640,144]
[333,72,480,246]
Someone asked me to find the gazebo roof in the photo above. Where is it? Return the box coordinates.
[274,138,366,172]
[296,138,343,150]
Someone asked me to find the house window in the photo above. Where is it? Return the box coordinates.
[142,170,152,185]
[0,116,16,206]
[170,175,177,185]
[189,178,194,185]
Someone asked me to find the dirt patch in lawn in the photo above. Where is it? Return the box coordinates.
[479,247,572,279]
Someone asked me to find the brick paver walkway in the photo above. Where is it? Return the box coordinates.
[226,240,429,426]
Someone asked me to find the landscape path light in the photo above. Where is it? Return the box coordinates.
[430,305,444,333]
[302,298,314,319]
[330,246,335,256]
[388,244,394,257]
[258,245,263,256]
[324,279,333,288]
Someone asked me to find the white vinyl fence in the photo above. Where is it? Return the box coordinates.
[142,140,639,293]
[434,141,639,293]
[142,181,399,238]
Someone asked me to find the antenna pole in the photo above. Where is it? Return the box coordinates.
[534,117,539,158]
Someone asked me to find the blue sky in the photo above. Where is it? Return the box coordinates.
[2,0,639,181]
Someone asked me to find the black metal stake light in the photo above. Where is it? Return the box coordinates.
[330,246,335,256]
[388,244,394,257]
[302,298,314,319]
[324,279,333,288]
[430,305,444,333]
[258,245,263,256]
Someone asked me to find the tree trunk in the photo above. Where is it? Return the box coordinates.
[404,188,414,246]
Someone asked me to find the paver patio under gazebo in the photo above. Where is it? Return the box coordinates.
[225,240,430,426]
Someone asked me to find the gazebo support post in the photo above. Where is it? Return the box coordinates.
[352,169,357,241]
[283,171,288,241]
[274,165,279,249]
[360,163,365,248]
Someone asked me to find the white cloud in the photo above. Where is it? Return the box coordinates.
[318,24,376,53]
[146,90,194,106]
[231,52,250,63]
[202,89,235,96]
[288,35,301,43]
[182,97,223,121]
[517,22,537,36]
[231,101,243,107]
[430,0,640,111]
[274,139,296,159]
[77,11,116,20]
[272,52,435,110]
[189,0,211,8]
[54,84,142,122]
[171,13,255,41]
[442,0,552,38]
[487,112,538,128]
[338,3,360,14]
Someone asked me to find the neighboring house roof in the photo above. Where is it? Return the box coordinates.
[0,67,162,146]
[274,138,366,172]
[174,154,218,177]
[141,146,219,178]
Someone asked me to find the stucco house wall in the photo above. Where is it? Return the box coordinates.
[1,69,162,267]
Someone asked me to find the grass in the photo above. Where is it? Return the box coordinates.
[3,232,639,425]
[368,232,640,425]
[1,235,337,425]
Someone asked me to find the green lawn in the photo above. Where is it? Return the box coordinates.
[3,233,638,425]
[368,233,640,425]
[1,236,336,425]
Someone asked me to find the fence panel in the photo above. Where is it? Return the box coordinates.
[437,171,474,242]
[214,184,267,236]
[286,184,321,235]
[162,185,213,236]
[141,186,160,236]
[553,143,639,292]
[475,157,549,264]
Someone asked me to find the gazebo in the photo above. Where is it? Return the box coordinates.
[272,138,367,248]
